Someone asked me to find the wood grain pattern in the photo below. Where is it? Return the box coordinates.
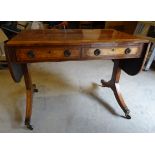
[6,29,149,64]
[15,46,142,62]
[6,29,149,47]
[16,47,81,62]
[82,46,140,59]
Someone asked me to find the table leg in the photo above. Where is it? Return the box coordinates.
[144,47,155,71]
[22,64,38,130]
[101,60,131,119]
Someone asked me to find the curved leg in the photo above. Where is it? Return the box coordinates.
[25,89,33,130]
[113,83,131,119]
[22,64,38,130]
[101,60,131,119]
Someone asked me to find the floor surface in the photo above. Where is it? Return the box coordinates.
[0,60,155,132]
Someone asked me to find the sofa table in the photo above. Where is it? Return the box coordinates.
[5,29,150,130]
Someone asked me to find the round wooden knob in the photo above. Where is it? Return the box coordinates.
[125,48,131,54]
[27,50,35,58]
[64,50,71,57]
[94,49,101,56]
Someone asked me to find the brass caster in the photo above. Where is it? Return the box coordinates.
[125,114,131,119]
[124,108,131,119]
[26,124,33,130]
[25,119,33,130]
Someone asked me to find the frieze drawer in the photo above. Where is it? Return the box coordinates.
[82,47,140,59]
[16,48,81,62]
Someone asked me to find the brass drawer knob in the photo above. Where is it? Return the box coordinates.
[27,50,35,58]
[94,49,101,56]
[64,49,71,57]
[125,48,131,54]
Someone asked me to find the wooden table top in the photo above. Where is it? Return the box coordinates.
[7,29,149,46]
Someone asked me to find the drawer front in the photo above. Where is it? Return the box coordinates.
[16,48,81,62]
[82,47,140,59]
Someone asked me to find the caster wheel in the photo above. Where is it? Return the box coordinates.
[123,107,131,119]
[125,114,131,119]
[26,124,33,130]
